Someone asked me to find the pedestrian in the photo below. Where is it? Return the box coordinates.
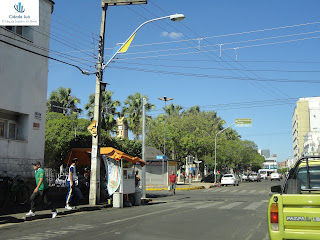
[135,171,140,189]
[26,161,58,218]
[216,171,221,187]
[169,171,177,195]
[65,158,83,210]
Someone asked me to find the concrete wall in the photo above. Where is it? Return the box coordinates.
[0,0,53,177]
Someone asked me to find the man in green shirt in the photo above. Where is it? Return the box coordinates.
[26,161,58,218]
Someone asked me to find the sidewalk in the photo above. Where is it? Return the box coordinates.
[146,181,214,191]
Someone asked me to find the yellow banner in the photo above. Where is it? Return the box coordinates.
[119,33,136,53]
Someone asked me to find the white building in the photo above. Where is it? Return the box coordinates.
[304,131,320,156]
[0,0,54,177]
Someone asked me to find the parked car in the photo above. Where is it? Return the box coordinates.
[221,174,239,186]
[55,175,67,187]
[270,172,281,181]
[241,173,249,181]
[200,174,215,183]
[248,173,261,182]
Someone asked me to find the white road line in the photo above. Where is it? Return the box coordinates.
[219,202,243,209]
[220,189,229,192]
[104,202,197,225]
[249,190,256,194]
[230,189,238,193]
[239,190,247,193]
[244,201,265,210]
[259,190,267,194]
[194,201,224,209]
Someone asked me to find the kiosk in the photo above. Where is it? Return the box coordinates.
[64,147,145,208]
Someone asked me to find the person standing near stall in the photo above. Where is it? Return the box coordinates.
[169,171,177,195]
[65,158,82,210]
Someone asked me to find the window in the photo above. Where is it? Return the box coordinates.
[0,121,5,137]
[3,26,33,41]
[0,109,28,141]
[296,166,320,190]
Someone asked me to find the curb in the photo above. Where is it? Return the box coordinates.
[146,186,205,191]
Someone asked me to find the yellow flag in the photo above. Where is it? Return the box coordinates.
[119,33,136,53]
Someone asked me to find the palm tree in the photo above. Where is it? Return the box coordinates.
[122,92,155,140]
[47,87,82,115]
[85,91,120,134]
[164,103,183,116]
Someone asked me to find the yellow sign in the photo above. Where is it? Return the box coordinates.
[87,120,98,137]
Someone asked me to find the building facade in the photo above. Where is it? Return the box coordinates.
[115,117,128,138]
[292,97,320,160]
[0,0,54,177]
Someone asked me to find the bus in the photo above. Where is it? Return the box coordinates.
[258,169,277,179]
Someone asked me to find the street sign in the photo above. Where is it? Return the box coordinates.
[87,120,98,137]
[235,118,252,127]
[156,155,167,160]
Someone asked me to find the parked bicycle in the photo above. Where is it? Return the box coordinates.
[0,175,30,209]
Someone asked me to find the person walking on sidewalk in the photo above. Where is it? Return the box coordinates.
[26,161,58,218]
[169,171,177,195]
[65,158,83,210]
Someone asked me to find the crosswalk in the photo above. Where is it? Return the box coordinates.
[201,187,269,195]
[164,200,268,211]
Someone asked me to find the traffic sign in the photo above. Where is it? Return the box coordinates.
[156,155,167,160]
[235,118,252,127]
[87,120,98,137]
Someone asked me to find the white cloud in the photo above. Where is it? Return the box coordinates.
[161,31,183,39]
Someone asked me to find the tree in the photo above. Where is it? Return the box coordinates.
[164,103,183,116]
[47,87,82,115]
[122,92,155,140]
[84,91,120,135]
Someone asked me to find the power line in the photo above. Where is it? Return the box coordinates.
[116,61,320,73]
[0,38,90,72]
[108,65,320,84]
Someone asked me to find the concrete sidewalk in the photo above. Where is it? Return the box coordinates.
[146,181,213,191]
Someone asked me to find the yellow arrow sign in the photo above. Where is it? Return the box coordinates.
[87,120,98,137]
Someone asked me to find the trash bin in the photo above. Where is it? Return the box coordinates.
[134,191,141,206]
[113,192,123,208]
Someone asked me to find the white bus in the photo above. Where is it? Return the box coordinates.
[258,169,277,179]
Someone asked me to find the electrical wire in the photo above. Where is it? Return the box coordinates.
[108,65,320,84]
[0,38,91,72]
[116,61,320,73]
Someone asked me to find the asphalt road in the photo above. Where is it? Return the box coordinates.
[0,179,283,240]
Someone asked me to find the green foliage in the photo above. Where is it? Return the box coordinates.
[47,87,82,115]
[122,92,155,140]
[84,91,120,135]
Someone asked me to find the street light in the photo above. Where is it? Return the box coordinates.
[158,96,174,187]
[89,13,185,205]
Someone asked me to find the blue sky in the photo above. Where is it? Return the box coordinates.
[47,0,320,163]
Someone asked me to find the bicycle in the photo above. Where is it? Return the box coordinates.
[0,175,30,209]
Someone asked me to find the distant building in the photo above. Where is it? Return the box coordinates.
[258,149,270,158]
[0,0,54,177]
[115,117,128,138]
[292,97,320,160]
[263,157,278,173]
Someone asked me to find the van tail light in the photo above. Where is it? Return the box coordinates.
[231,178,234,180]
[270,203,279,231]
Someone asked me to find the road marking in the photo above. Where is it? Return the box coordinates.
[230,189,238,193]
[249,190,256,194]
[194,201,224,209]
[244,201,265,210]
[239,190,247,193]
[259,190,267,194]
[262,200,269,203]
[219,202,243,209]
[220,189,229,192]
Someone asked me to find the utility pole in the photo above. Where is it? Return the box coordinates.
[89,0,148,206]
[141,98,147,198]
[89,1,107,205]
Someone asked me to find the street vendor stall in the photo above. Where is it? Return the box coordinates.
[64,147,145,208]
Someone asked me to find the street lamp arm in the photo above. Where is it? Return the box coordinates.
[102,14,185,71]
